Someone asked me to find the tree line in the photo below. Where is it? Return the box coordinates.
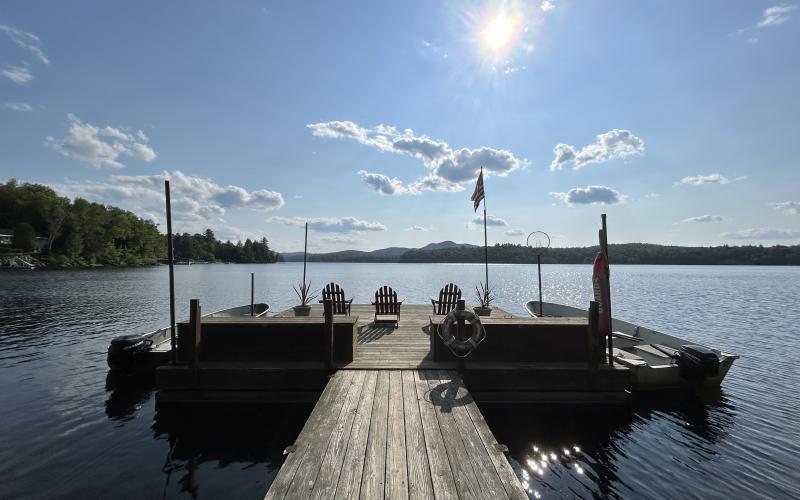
[0,180,280,267]
[399,242,800,265]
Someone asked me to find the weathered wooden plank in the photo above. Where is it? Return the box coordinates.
[424,370,483,500]
[402,371,434,500]
[310,370,367,500]
[265,371,348,499]
[413,370,458,500]
[434,371,509,499]
[386,371,409,500]
[334,371,378,499]
[462,389,529,500]
[284,370,355,498]
[360,370,390,499]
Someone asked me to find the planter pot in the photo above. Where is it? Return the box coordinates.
[293,305,312,316]
[473,306,492,317]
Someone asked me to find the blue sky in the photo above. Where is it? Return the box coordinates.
[1,1,799,252]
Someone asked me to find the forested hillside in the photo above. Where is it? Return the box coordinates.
[400,242,800,265]
[0,180,280,267]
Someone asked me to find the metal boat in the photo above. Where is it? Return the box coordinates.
[107,303,270,373]
[524,301,738,391]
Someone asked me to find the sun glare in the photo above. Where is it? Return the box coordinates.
[484,15,514,50]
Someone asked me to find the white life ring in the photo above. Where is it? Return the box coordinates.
[438,309,486,358]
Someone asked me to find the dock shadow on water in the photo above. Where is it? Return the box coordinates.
[104,374,312,499]
[479,389,738,499]
[152,404,312,499]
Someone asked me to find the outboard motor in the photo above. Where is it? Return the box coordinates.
[677,344,720,383]
[107,335,152,371]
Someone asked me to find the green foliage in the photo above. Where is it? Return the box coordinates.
[12,222,36,252]
[0,180,279,267]
[171,233,280,263]
[399,242,800,265]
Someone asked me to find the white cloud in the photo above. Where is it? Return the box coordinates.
[48,170,284,227]
[410,175,465,193]
[644,193,661,198]
[270,216,386,233]
[674,173,729,186]
[505,228,525,236]
[45,114,157,168]
[0,25,49,64]
[769,201,800,215]
[541,1,555,12]
[550,185,626,205]
[308,120,526,194]
[357,170,416,195]
[721,228,800,239]
[4,102,33,112]
[319,235,366,245]
[472,214,508,227]
[503,65,525,75]
[681,215,724,223]
[757,4,797,28]
[549,129,645,171]
[406,225,427,231]
[2,65,32,84]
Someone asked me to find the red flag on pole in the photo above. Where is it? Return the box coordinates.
[470,169,485,212]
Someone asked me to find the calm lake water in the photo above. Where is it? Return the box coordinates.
[1,263,798,499]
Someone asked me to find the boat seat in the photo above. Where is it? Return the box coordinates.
[612,348,645,362]
[631,344,674,359]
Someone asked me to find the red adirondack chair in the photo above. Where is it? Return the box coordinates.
[319,282,353,315]
[431,283,462,315]
[371,285,403,326]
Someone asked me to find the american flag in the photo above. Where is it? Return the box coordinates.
[470,168,485,211]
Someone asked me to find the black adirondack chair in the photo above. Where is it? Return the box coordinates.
[371,285,403,326]
[431,283,462,315]
[319,282,353,315]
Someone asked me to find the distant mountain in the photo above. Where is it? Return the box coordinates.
[279,241,476,262]
[419,241,479,251]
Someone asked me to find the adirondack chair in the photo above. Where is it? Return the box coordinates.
[431,283,462,315]
[319,282,353,315]
[371,285,403,326]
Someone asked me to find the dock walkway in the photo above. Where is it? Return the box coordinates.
[265,369,528,500]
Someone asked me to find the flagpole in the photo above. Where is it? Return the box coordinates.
[483,195,489,294]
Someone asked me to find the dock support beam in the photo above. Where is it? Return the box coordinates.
[588,301,599,372]
[323,299,334,374]
[188,299,201,371]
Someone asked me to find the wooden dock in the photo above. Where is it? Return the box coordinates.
[265,369,528,500]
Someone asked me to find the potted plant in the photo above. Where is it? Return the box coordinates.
[292,222,317,316]
[292,280,318,316]
[473,282,495,316]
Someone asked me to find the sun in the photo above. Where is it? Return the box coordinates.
[483,15,514,50]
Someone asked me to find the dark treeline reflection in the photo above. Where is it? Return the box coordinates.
[480,390,736,499]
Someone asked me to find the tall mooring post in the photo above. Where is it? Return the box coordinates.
[165,180,177,364]
[600,214,613,365]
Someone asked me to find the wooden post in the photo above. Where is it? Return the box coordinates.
[323,298,334,374]
[188,299,201,371]
[456,299,466,373]
[537,253,543,316]
[165,180,177,364]
[588,301,599,372]
[250,272,255,317]
[600,214,613,365]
